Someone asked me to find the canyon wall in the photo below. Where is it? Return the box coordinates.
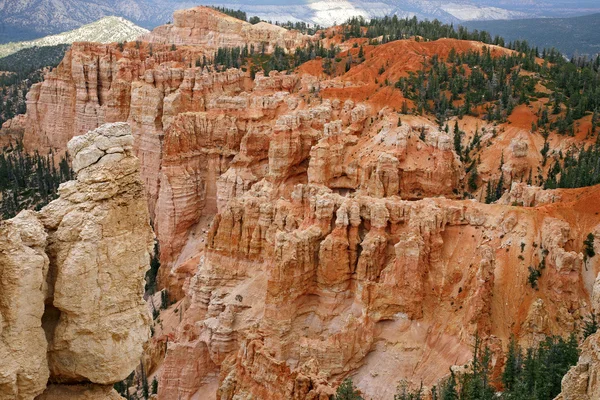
[13,7,600,399]
[0,122,154,399]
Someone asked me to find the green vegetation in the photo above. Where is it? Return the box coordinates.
[0,44,69,125]
[391,334,579,400]
[527,266,542,289]
[210,41,340,76]
[342,15,501,44]
[151,377,158,395]
[0,44,69,72]
[544,141,600,189]
[0,141,72,219]
[584,233,596,259]
[274,21,321,35]
[209,6,247,22]
[499,335,579,400]
[335,378,364,400]
[583,313,599,340]
[114,371,135,399]
[396,48,538,124]
[145,242,161,294]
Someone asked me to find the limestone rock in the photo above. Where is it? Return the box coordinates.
[140,6,312,53]
[499,182,561,207]
[42,123,154,384]
[0,122,154,397]
[555,332,600,400]
[35,384,124,400]
[0,211,49,400]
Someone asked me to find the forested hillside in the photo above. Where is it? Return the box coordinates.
[0,45,69,125]
[463,13,600,57]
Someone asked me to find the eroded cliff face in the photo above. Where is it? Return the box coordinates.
[0,122,154,399]
[15,7,600,400]
[555,331,600,400]
[155,179,600,399]
[139,6,311,53]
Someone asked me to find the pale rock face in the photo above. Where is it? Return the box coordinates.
[555,332,600,400]
[42,123,154,384]
[499,182,561,207]
[139,6,312,53]
[36,384,124,400]
[0,122,154,397]
[510,135,529,158]
[0,211,49,400]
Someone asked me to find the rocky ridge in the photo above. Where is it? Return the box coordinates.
[0,16,149,59]
[139,6,312,53]
[0,122,154,399]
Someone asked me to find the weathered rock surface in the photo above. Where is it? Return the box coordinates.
[0,122,153,398]
[42,122,154,384]
[14,6,600,399]
[36,384,123,400]
[139,6,311,53]
[0,211,49,400]
[499,182,562,207]
[555,332,600,400]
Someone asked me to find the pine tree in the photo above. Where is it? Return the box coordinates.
[335,378,363,400]
[502,335,521,391]
[584,233,595,258]
[468,167,479,191]
[583,313,598,340]
[453,121,462,160]
[441,372,458,400]
[151,377,158,395]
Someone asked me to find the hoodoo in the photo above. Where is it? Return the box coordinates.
[1,4,600,400]
[0,123,154,398]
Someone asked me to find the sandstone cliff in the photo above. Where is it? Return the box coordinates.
[138,6,312,53]
[0,122,154,399]
[555,331,600,400]
[13,7,600,399]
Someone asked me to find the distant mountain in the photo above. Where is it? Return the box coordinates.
[0,16,148,58]
[191,0,528,27]
[469,0,600,18]
[1,0,598,44]
[0,0,583,44]
[463,13,600,57]
[0,0,159,43]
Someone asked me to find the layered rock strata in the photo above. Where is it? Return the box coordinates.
[0,122,153,398]
[155,177,600,399]
[139,6,311,53]
[15,7,600,399]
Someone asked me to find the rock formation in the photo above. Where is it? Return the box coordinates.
[139,6,311,53]
[0,122,154,398]
[555,332,600,400]
[11,6,600,399]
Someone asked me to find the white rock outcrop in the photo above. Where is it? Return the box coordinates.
[0,122,154,398]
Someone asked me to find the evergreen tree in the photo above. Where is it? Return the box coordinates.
[502,335,522,391]
[583,313,598,340]
[335,378,363,400]
[453,122,462,160]
[584,233,595,258]
[441,372,458,400]
[468,167,479,191]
